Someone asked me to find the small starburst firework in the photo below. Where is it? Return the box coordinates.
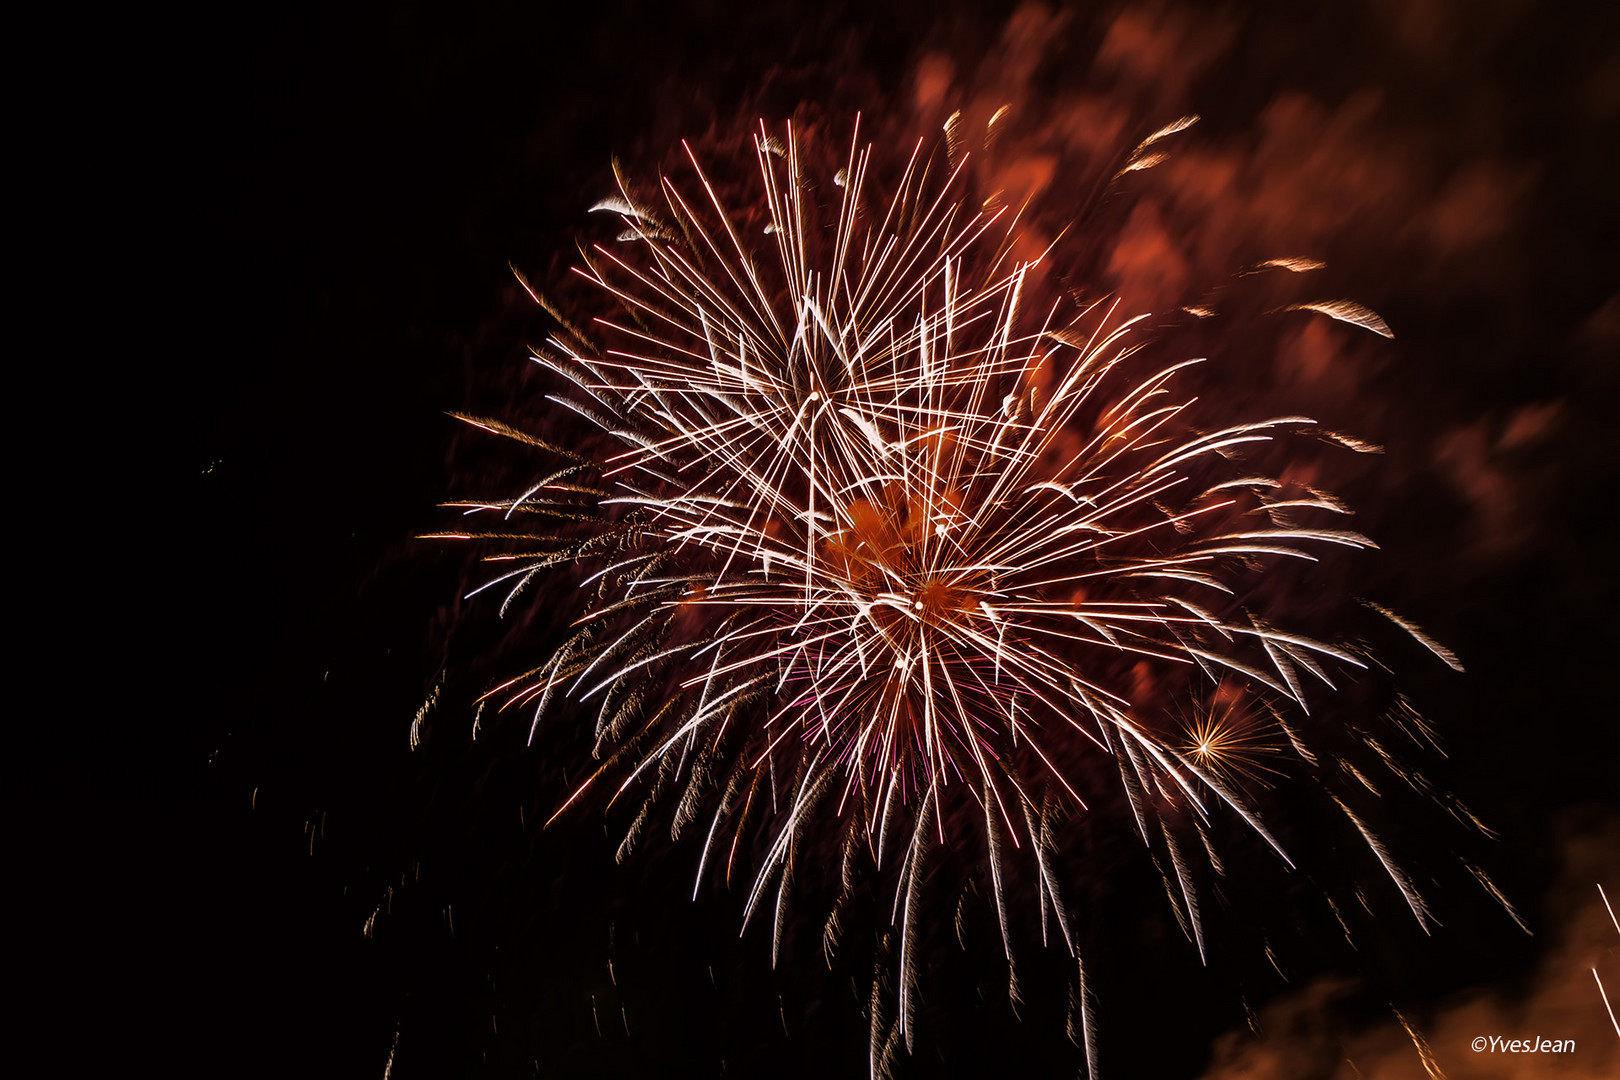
[438,114,1460,1073]
[1180,687,1286,791]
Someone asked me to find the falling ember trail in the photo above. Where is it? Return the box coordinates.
[1599,884,1620,1041]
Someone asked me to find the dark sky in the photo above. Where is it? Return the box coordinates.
[80,1,1617,1076]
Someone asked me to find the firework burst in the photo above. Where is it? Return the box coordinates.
[437,114,1462,1074]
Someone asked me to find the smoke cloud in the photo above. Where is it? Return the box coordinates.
[1199,814,1619,1079]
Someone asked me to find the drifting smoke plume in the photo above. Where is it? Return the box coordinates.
[1200,812,1619,1079]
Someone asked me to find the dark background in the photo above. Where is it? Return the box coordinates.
[68,1,1617,1076]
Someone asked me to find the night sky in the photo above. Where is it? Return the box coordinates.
[82,1,1618,1076]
